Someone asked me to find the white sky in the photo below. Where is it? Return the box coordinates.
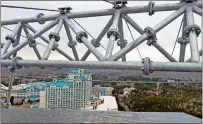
[1,1,202,62]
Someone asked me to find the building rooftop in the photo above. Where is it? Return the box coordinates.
[96,96,118,111]
[1,108,201,123]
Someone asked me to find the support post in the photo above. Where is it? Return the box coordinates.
[80,16,114,61]
[185,49,202,62]
[42,17,64,60]
[105,9,121,59]
[118,16,127,61]
[64,20,79,60]
[109,6,185,61]
[6,72,15,108]
[1,19,59,60]
[63,16,104,61]
[179,14,188,62]
[185,7,200,62]
[1,22,22,56]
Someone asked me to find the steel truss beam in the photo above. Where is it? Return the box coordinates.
[1,60,201,72]
[1,2,201,26]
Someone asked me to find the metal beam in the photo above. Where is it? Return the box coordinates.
[1,60,201,72]
[1,2,201,26]
[109,5,185,61]
[118,16,126,61]
[193,6,202,16]
[121,14,144,34]
[185,49,202,62]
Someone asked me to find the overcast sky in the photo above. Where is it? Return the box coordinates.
[1,1,202,62]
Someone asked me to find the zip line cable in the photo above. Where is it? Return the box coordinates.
[171,17,184,56]
[125,20,143,60]
[1,5,59,12]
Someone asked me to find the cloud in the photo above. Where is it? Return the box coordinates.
[1,1,202,62]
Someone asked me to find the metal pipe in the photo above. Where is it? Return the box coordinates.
[153,42,177,62]
[1,2,202,26]
[22,26,42,60]
[24,24,74,60]
[105,10,120,59]
[63,16,104,61]
[1,22,22,56]
[42,18,63,60]
[179,13,187,62]
[1,19,59,60]
[80,16,114,61]
[186,7,199,62]
[6,73,15,108]
[13,25,23,58]
[192,6,202,16]
[121,14,144,34]
[118,16,126,61]
[1,60,201,72]
[33,46,42,60]
[185,49,202,62]
[63,20,79,60]
[109,6,185,61]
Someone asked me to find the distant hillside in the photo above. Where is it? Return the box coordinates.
[1,67,201,81]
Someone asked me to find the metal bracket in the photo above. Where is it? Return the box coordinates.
[144,27,157,46]
[9,56,23,73]
[107,29,120,40]
[183,24,201,37]
[5,35,16,44]
[36,13,45,24]
[113,0,128,9]
[76,31,88,43]
[91,39,100,48]
[49,32,60,42]
[148,1,155,16]
[27,34,37,47]
[177,37,189,45]
[58,7,72,14]
[68,41,77,48]
[141,57,153,75]
[52,42,59,51]
[117,39,127,47]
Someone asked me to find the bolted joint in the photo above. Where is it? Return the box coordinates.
[9,56,23,73]
[148,1,155,16]
[36,13,45,24]
[141,57,153,75]
[49,32,60,42]
[76,31,88,43]
[147,38,156,46]
[5,35,16,44]
[183,24,201,37]
[52,42,59,51]
[1,43,5,48]
[68,41,77,48]
[113,0,128,9]
[117,39,127,47]
[91,39,100,48]
[144,27,157,45]
[177,37,189,45]
[107,29,120,41]
[29,41,37,47]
